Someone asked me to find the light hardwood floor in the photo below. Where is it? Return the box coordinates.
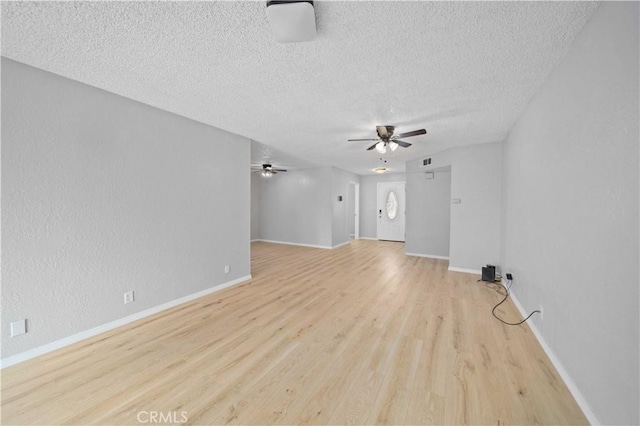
[2,240,587,425]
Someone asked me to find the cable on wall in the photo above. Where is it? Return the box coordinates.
[488,278,540,326]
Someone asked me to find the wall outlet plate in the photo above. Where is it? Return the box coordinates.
[224,265,230,274]
[124,291,134,304]
[10,319,27,337]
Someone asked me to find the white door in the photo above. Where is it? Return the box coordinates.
[377,182,405,241]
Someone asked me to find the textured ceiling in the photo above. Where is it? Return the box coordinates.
[1,1,599,175]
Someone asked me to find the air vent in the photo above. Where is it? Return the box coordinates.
[421,157,432,167]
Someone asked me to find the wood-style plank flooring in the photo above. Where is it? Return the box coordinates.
[1,240,587,425]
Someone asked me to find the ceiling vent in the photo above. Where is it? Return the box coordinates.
[421,157,432,167]
[266,1,316,43]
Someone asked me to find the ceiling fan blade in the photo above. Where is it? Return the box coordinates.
[366,142,379,151]
[376,125,394,139]
[395,129,426,139]
[272,168,287,172]
[394,139,412,148]
[348,138,379,142]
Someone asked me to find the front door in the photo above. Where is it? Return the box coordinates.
[377,182,405,241]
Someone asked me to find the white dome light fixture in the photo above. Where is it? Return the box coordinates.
[266,1,316,43]
[388,141,398,151]
[375,142,387,154]
[373,167,388,174]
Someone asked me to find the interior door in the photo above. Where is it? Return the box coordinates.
[377,182,405,241]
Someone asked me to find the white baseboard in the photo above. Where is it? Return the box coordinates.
[510,291,600,425]
[254,239,335,250]
[406,252,450,260]
[359,237,377,241]
[332,241,350,249]
[0,275,252,369]
[448,266,480,275]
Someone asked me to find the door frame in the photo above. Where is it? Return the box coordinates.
[350,181,360,240]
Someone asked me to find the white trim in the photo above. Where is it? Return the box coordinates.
[250,239,260,242]
[405,252,450,260]
[0,275,252,369]
[359,236,378,241]
[447,266,480,275]
[509,291,600,425]
[254,239,333,250]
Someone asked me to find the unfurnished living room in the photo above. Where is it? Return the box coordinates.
[1,1,638,425]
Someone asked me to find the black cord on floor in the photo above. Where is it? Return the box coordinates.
[490,279,540,326]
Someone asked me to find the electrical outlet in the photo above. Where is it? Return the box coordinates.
[538,305,544,320]
[224,265,230,274]
[124,291,135,305]
[10,319,27,337]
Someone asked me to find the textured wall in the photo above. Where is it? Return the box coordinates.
[1,58,251,358]
[257,167,333,247]
[406,142,502,271]
[405,169,451,257]
[448,143,502,271]
[500,2,639,424]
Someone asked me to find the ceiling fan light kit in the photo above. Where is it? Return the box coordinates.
[348,126,427,169]
[266,1,316,43]
[253,163,287,178]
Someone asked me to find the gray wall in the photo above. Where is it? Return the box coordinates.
[250,173,261,241]
[405,167,451,258]
[359,173,407,239]
[253,166,358,248]
[500,3,639,424]
[449,142,502,271]
[406,142,502,272]
[1,58,251,358]
[256,167,333,247]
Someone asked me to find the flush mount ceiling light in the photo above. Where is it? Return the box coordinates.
[266,1,316,43]
[373,167,388,174]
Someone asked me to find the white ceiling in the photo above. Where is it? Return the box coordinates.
[1,1,599,175]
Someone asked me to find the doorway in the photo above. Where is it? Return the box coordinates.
[349,182,360,240]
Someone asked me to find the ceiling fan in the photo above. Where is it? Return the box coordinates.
[348,125,426,154]
[252,163,287,177]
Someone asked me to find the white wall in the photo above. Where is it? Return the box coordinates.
[1,58,251,358]
[405,167,451,258]
[359,173,407,239]
[256,167,333,248]
[500,3,639,424]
